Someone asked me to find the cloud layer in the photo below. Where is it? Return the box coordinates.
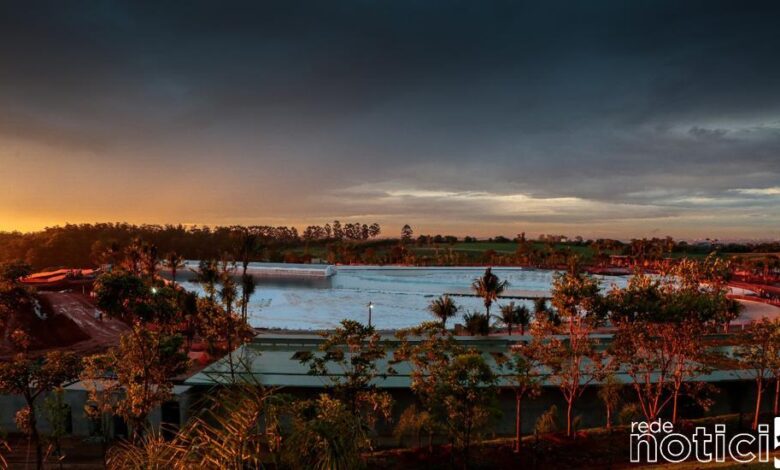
[1,0,779,238]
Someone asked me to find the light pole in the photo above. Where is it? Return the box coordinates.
[368,301,373,328]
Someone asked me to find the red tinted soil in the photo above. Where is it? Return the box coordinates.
[0,292,127,358]
[36,291,128,354]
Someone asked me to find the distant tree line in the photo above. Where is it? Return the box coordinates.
[1,222,778,271]
[0,222,381,269]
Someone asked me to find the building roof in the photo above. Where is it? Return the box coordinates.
[184,333,752,388]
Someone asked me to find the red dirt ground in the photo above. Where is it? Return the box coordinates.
[36,292,128,354]
[0,292,127,358]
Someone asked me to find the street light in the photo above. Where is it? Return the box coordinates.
[368,301,373,328]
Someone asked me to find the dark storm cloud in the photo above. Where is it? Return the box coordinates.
[1,0,779,237]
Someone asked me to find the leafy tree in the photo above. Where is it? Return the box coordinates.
[0,262,37,336]
[494,341,543,454]
[401,224,413,244]
[597,373,622,431]
[532,297,560,328]
[734,318,780,430]
[0,260,31,282]
[193,259,220,301]
[42,387,72,469]
[0,347,80,470]
[82,326,188,442]
[471,267,508,320]
[609,265,738,425]
[395,323,499,466]
[427,295,459,329]
[81,354,123,467]
[194,297,254,383]
[297,319,393,427]
[537,267,609,438]
[163,251,185,285]
[93,270,178,325]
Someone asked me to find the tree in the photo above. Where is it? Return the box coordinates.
[239,272,256,323]
[609,264,738,425]
[231,228,261,321]
[471,267,508,321]
[598,374,622,431]
[42,387,72,469]
[497,301,531,335]
[427,295,459,329]
[163,251,185,285]
[463,311,490,336]
[532,297,560,328]
[395,323,499,467]
[0,262,36,338]
[0,347,80,470]
[401,224,414,244]
[297,319,393,427]
[734,318,780,430]
[195,295,254,383]
[93,270,178,326]
[193,259,220,301]
[538,267,609,438]
[82,326,188,442]
[494,341,543,454]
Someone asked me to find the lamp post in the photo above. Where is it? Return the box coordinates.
[368,301,373,328]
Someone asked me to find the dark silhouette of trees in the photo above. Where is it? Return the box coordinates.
[497,301,531,335]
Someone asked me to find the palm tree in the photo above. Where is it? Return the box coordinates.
[164,252,185,285]
[471,267,508,320]
[194,259,220,301]
[239,273,256,323]
[497,302,531,335]
[427,295,459,329]
[533,297,559,327]
[463,311,490,336]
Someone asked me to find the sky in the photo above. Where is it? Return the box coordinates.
[1,1,779,240]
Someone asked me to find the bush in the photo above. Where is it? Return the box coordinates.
[618,403,642,425]
[463,312,490,336]
[535,405,559,434]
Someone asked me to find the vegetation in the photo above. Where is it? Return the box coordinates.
[395,323,499,467]
[4,223,778,271]
[427,295,459,329]
[496,301,531,335]
[0,229,779,468]
[494,341,543,454]
[471,267,508,320]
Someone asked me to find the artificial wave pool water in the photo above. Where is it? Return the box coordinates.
[179,267,629,330]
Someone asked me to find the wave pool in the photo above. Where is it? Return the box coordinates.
[179,266,629,330]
